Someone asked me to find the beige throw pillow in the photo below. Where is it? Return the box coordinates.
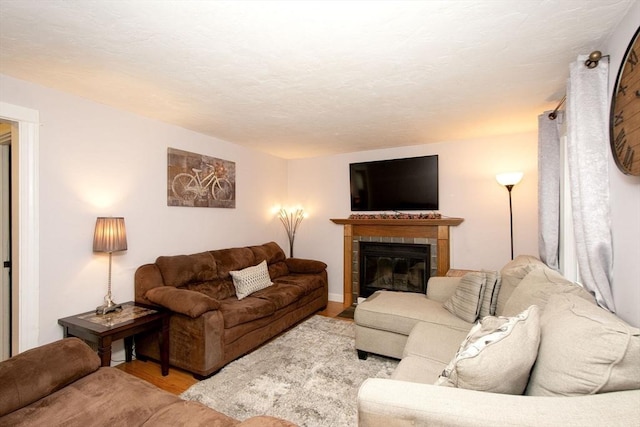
[436,305,541,395]
[443,272,486,323]
[478,270,500,318]
[526,293,640,396]
[230,260,273,300]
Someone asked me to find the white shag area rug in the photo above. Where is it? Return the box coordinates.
[180,315,398,427]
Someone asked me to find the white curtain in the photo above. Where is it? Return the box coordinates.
[566,56,615,312]
[538,111,562,271]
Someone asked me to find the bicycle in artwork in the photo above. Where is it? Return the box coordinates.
[171,162,233,202]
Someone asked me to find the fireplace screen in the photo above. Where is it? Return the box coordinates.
[359,242,430,298]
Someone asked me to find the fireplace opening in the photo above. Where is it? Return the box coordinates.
[359,242,430,298]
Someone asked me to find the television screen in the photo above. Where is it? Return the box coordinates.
[350,155,438,211]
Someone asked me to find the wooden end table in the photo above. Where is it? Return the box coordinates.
[58,302,170,376]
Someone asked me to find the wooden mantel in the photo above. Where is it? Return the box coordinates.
[331,217,464,305]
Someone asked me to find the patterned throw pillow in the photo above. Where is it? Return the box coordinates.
[436,305,541,395]
[443,272,486,323]
[230,260,273,300]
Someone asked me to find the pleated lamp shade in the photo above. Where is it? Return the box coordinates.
[93,217,128,253]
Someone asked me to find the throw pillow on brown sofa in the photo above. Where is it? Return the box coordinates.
[230,260,273,300]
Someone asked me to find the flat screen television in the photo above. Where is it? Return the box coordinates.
[350,155,438,211]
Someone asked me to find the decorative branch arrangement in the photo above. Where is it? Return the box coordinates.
[278,207,305,258]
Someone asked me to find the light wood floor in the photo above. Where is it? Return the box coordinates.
[115,301,352,395]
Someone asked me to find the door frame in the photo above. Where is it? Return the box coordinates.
[0,101,39,354]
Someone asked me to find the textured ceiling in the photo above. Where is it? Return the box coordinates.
[0,1,635,159]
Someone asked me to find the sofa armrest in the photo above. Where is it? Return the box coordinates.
[426,276,460,303]
[0,338,100,417]
[135,263,165,305]
[285,258,327,274]
[358,378,640,427]
[145,287,220,318]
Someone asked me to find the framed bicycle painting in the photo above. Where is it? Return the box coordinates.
[167,147,236,208]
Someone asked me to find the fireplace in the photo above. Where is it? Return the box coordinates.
[330,217,464,305]
[359,242,430,298]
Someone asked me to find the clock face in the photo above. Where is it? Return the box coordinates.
[610,27,640,176]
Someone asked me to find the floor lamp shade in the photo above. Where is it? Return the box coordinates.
[93,217,127,314]
[496,172,523,188]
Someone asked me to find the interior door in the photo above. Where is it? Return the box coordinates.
[0,131,11,361]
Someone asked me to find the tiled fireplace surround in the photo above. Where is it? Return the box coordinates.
[352,236,438,300]
[331,217,464,305]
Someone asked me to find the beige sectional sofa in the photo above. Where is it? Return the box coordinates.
[355,255,640,426]
[0,338,296,426]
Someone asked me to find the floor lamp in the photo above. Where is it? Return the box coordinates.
[496,172,523,260]
[94,217,128,315]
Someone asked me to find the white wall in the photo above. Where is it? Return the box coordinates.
[288,133,539,302]
[0,74,289,350]
[605,1,640,327]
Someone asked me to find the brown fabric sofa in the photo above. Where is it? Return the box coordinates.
[134,241,328,378]
[0,338,296,427]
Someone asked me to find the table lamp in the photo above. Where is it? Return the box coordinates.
[93,217,128,315]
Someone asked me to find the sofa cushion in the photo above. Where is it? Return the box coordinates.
[155,251,217,287]
[502,267,595,317]
[478,270,500,317]
[142,400,240,426]
[496,255,545,315]
[211,247,256,279]
[274,274,326,296]
[252,283,306,310]
[238,416,298,427]
[355,291,473,336]
[218,297,276,329]
[443,272,486,323]
[230,260,273,300]
[436,305,541,395]
[526,293,640,396]
[403,321,470,365]
[248,241,286,265]
[392,355,446,385]
[268,261,290,279]
[0,338,100,417]
[145,287,220,318]
[185,278,236,300]
[0,366,183,425]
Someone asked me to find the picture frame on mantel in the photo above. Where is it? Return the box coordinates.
[167,147,236,208]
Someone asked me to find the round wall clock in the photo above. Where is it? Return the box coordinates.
[610,27,640,176]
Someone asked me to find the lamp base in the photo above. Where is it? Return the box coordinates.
[96,302,122,315]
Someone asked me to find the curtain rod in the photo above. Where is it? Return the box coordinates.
[548,51,609,120]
